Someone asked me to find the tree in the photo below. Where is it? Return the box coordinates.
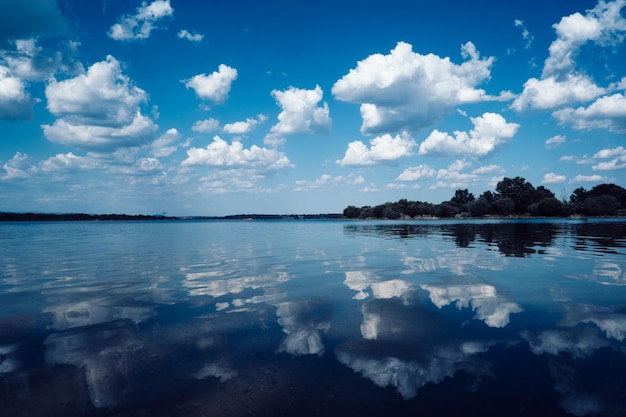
[496,177,536,214]
[434,203,458,218]
[343,205,361,218]
[468,197,491,217]
[583,195,620,216]
[494,197,515,215]
[529,198,563,217]
[450,189,475,212]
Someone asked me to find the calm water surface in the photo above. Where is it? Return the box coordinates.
[1,219,626,416]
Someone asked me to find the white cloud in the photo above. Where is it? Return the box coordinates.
[511,74,605,111]
[513,1,626,112]
[543,0,626,77]
[177,29,204,42]
[106,157,163,176]
[293,173,364,191]
[40,152,98,173]
[0,65,32,120]
[108,0,174,41]
[265,85,331,145]
[46,56,147,125]
[571,174,608,183]
[337,131,416,166]
[223,114,267,135]
[43,112,158,150]
[42,55,157,151]
[592,146,626,171]
[418,112,519,157]
[396,164,436,181]
[332,41,511,135]
[514,19,534,49]
[1,38,83,82]
[1,152,38,180]
[192,118,219,133]
[427,159,480,189]
[150,128,180,157]
[182,135,292,171]
[545,134,566,149]
[553,93,626,134]
[543,172,567,184]
[471,164,505,175]
[183,64,238,104]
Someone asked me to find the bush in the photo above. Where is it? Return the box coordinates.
[529,198,563,217]
[583,195,620,216]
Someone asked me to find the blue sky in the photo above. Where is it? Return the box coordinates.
[0,0,625,215]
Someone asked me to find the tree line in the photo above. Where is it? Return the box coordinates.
[342,177,626,219]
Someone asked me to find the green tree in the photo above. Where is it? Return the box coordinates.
[343,205,361,218]
[450,189,475,212]
[468,196,491,217]
[496,177,536,214]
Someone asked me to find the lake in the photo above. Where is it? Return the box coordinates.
[1,219,625,417]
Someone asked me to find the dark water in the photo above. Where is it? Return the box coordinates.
[1,219,625,417]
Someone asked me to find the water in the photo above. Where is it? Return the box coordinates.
[1,219,625,417]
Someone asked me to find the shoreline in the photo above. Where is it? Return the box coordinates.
[1,211,624,222]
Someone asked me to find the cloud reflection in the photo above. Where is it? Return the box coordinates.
[276,299,332,356]
[344,271,411,300]
[421,281,522,328]
[336,298,489,399]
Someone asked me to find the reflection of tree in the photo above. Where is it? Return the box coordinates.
[344,221,562,256]
[477,222,559,257]
[343,224,433,239]
[441,224,476,248]
[572,222,626,255]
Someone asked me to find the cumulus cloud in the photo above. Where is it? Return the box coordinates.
[108,0,174,41]
[592,146,626,171]
[223,114,267,135]
[150,128,180,157]
[177,29,204,42]
[0,64,32,120]
[543,0,626,77]
[396,164,436,181]
[511,74,605,111]
[181,135,292,171]
[543,172,567,184]
[571,174,608,183]
[42,55,157,151]
[1,152,38,180]
[264,85,331,146]
[513,1,626,112]
[1,38,83,82]
[183,64,238,104]
[40,152,98,173]
[418,112,519,157]
[553,93,626,134]
[332,41,511,135]
[337,131,416,166]
[192,117,219,133]
[545,134,566,149]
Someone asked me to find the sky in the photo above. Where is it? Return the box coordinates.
[0,0,625,216]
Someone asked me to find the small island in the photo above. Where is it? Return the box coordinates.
[342,177,626,219]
